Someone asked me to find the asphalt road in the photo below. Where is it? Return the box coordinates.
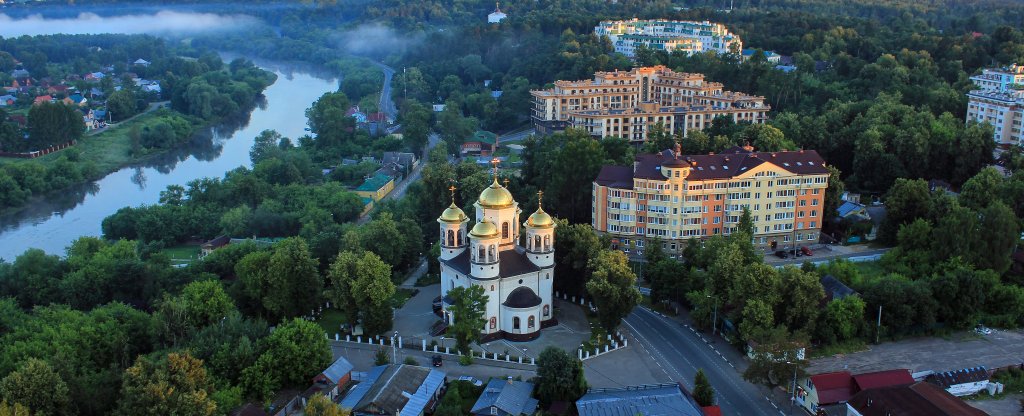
[373,62,398,120]
[623,307,778,416]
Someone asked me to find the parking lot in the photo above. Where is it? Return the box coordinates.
[809,329,1024,375]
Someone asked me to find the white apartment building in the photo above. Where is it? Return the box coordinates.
[966,64,1024,146]
[595,19,742,58]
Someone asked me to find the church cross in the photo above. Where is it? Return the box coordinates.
[537,190,544,208]
[448,185,457,204]
[503,178,510,188]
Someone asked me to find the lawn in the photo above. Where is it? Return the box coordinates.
[317,309,349,335]
[853,260,887,279]
[161,244,201,262]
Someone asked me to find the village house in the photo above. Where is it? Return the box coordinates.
[339,364,446,416]
[310,356,354,402]
[847,381,986,416]
[575,383,705,416]
[354,173,396,202]
[796,369,914,414]
[470,379,538,416]
[461,130,498,156]
[0,95,15,106]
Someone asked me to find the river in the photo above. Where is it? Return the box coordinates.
[0,61,338,260]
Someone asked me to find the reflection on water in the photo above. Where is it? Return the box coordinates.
[0,67,337,260]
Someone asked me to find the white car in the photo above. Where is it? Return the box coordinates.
[458,376,483,387]
[975,326,993,335]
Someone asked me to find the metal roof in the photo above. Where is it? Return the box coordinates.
[471,379,538,415]
[400,368,446,416]
[321,356,354,384]
[576,384,703,416]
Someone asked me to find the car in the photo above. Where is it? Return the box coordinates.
[975,325,993,335]
[774,250,789,259]
[458,376,483,387]
[801,246,813,256]
[432,355,443,367]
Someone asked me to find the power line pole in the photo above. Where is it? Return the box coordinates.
[875,305,882,344]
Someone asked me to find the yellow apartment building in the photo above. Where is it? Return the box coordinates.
[592,145,829,255]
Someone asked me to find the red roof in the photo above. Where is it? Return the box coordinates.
[810,371,855,405]
[34,95,52,103]
[701,405,722,416]
[853,369,914,391]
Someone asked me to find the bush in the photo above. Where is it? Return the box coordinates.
[403,356,418,366]
[458,354,473,366]
[374,347,390,366]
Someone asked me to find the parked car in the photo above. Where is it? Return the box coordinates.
[432,355,443,367]
[775,250,789,259]
[458,376,483,387]
[801,246,813,256]
[975,325,993,335]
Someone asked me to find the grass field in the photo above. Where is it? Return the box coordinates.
[161,244,201,261]
[318,309,349,335]
[0,110,168,171]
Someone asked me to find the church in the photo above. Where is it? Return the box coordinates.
[437,163,555,341]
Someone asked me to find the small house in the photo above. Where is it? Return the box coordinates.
[311,356,354,401]
[133,58,151,67]
[820,275,857,302]
[339,364,446,416]
[33,95,53,105]
[470,379,538,416]
[0,95,15,106]
[200,236,231,258]
[461,130,497,156]
[797,369,914,414]
[354,173,395,202]
[575,383,704,416]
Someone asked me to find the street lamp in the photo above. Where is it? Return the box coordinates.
[705,294,718,335]
[392,331,399,364]
[786,361,798,409]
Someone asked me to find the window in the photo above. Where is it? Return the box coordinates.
[502,222,509,239]
[489,317,496,329]
[447,230,455,246]
[490,285,495,291]
[528,316,536,329]
[544,305,550,317]
[513,317,521,330]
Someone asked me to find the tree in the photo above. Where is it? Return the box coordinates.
[693,369,715,407]
[305,394,350,416]
[374,347,390,366]
[742,326,808,388]
[0,358,69,416]
[553,220,604,296]
[0,402,29,416]
[976,201,1020,274]
[823,165,845,221]
[326,251,396,335]
[180,280,236,329]
[238,237,322,321]
[534,347,587,406]
[739,123,792,151]
[585,251,642,332]
[880,178,932,243]
[26,102,85,150]
[816,296,866,344]
[241,318,331,399]
[106,89,138,122]
[115,352,217,416]
[446,285,487,353]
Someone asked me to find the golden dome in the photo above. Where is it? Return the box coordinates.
[470,219,499,238]
[526,207,554,228]
[438,203,466,223]
[478,179,514,208]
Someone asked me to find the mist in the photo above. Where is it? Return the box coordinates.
[335,23,421,57]
[0,10,259,37]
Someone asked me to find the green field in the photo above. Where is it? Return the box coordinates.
[318,309,349,335]
[161,244,201,262]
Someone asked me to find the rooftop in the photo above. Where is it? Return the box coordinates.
[440,247,541,279]
[809,371,855,405]
[320,356,354,385]
[356,173,395,192]
[595,147,828,188]
[340,364,445,416]
[925,367,989,389]
[576,384,703,416]
[471,379,539,415]
[847,382,986,416]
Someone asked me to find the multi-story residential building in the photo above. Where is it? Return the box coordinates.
[592,145,829,255]
[966,64,1024,146]
[595,19,742,57]
[531,66,769,143]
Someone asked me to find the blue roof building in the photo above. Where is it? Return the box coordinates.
[576,384,704,416]
[470,379,539,416]
[340,364,446,416]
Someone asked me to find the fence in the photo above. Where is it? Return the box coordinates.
[330,332,537,366]
[0,140,76,158]
[552,291,630,361]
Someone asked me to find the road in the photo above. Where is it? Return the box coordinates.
[624,307,780,416]
[765,247,891,267]
[498,127,534,144]
[373,62,398,121]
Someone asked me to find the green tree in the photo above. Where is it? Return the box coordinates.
[374,347,390,366]
[305,393,350,416]
[880,178,932,243]
[115,352,217,416]
[0,358,69,416]
[585,251,642,332]
[241,318,331,399]
[446,285,487,353]
[238,237,322,321]
[27,102,85,150]
[0,401,30,416]
[739,123,792,151]
[816,296,866,344]
[693,369,714,407]
[553,220,604,296]
[976,201,1020,274]
[742,326,808,388]
[534,347,587,406]
[823,165,845,220]
[326,251,395,335]
[106,89,137,122]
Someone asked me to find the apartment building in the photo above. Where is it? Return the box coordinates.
[592,145,829,255]
[594,19,742,57]
[966,64,1024,146]
[531,66,769,143]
